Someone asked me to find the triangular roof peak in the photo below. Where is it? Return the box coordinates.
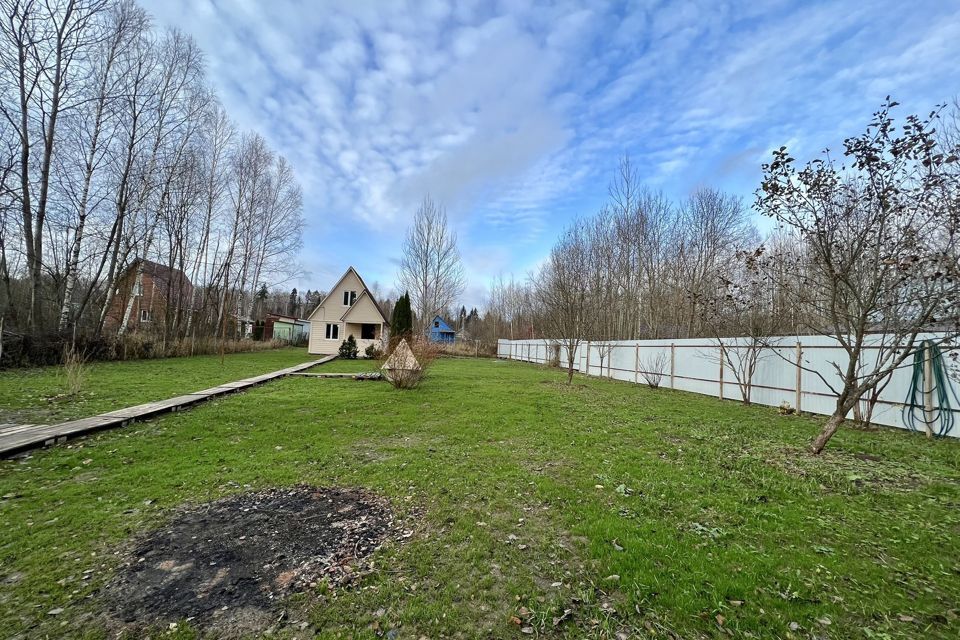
[431,315,455,331]
[306,266,388,324]
[339,290,388,324]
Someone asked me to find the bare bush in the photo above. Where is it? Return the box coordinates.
[382,338,438,389]
[640,352,669,389]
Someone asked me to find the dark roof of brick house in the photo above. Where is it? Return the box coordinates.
[123,259,193,294]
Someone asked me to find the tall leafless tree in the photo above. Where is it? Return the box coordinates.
[397,195,465,333]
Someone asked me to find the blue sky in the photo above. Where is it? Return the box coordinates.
[141,0,960,307]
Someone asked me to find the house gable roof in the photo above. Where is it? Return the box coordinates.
[430,315,455,333]
[340,290,388,324]
[306,266,389,325]
[124,258,193,291]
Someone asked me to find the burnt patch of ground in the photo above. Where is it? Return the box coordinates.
[103,485,406,636]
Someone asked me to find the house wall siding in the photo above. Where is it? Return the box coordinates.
[341,294,383,324]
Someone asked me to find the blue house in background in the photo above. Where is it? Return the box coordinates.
[428,315,456,343]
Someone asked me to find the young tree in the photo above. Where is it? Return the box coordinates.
[757,99,960,453]
[390,291,413,341]
[699,247,786,405]
[397,196,465,333]
[532,219,594,384]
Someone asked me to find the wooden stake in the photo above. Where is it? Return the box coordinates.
[635,344,640,384]
[795,342,802,414]
[585,341,591,375]
[718,343,725,401]
[923,342,935,438]
[670,343,676,389]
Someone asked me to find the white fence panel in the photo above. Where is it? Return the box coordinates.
[496,334,959,438]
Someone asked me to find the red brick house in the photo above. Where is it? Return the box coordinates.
[104,259,194,333]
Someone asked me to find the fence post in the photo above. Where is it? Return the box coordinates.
[924,342,935,438]
[585,341,591,375]
[718,343,725,401]
[670,343,676,389]
[635,344,640,384]
[795,341,802,414]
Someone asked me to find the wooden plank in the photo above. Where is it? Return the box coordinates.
[290,372,381,379]
[1,358,330,456]
[0,424,43,436]
[211,380,256,390]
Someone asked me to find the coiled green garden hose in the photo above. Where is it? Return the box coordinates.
[902,340,958,437]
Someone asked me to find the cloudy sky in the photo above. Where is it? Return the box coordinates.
[140,0,960,306]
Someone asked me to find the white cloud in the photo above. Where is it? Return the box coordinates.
[140,0,960,303]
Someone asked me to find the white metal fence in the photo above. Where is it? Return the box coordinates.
[497,334,960,438]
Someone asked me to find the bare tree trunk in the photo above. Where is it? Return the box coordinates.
[811,412,845,455]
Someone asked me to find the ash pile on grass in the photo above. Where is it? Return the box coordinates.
[104,486,402,634]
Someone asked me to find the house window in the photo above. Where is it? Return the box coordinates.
[325,323,339,340]
[140,309,152,322]
[361,323,376,340]
[342,290,357,306]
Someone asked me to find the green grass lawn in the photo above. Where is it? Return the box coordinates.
[1,357,958,639]
[0,347,317,423]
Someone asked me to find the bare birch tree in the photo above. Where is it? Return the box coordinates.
[0,0,110,330]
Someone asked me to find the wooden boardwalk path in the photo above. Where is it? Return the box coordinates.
[0,355,335,457]
[289,371,382,380]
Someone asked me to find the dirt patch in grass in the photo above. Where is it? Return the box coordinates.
[763,447,931,492]
[103,486,408,636]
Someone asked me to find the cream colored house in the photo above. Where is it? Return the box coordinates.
[306,267,389,355]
